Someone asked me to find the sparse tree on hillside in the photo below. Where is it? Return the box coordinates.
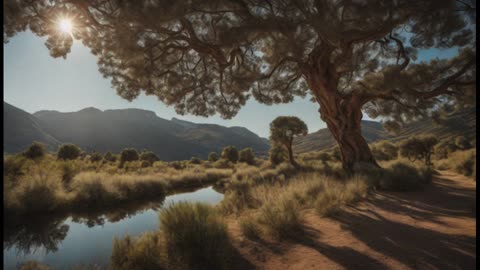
[221,146,239,163]
[208,152,219,162]
[140,151,160,165]
[120,148,139,166]
[23,142,47,160]
[270,116,308,167]
[239,147,255,165]
[5,0,475,171]
[57,144,81,160]
[400,135,438,166]
[103,151,117,162]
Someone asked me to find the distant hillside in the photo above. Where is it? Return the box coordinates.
[4,103,269,160]
[4,102,61,153]
[294,107,476,153]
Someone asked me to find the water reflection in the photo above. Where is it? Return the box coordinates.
[4,186,223,269]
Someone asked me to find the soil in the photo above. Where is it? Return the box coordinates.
[229,170,476,270]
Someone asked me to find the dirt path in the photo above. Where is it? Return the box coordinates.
[230,171,476,270]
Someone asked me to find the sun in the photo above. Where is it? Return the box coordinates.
[58,18,73,34]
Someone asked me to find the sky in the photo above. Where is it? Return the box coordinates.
[3,31,458,138]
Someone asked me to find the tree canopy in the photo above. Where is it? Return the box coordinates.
[270,116,307,166]
[4,0,476,170]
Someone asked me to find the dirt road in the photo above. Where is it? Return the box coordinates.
[231,171,476,270]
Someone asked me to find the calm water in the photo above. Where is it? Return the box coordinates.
[4,186,224,270]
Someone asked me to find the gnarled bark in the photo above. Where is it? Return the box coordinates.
[303,50,379,172]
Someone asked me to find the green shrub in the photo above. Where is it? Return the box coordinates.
[399,135,438,166]
[371,141,398,161]
[239,148,255,165]
[57,144,82,160]
[208,152,219,162]
[103,152,117,162]
[90,152,103,163]
[221,146,239,163]
[257,199,302,240]
[159,202,233,270]
[140,151,160,165]
[380,161,433,191]
[23,142,47,160]
[190,157,202,164]
[269,144,287,165]
[120,149,139,165]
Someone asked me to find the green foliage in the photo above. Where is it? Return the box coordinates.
[57,144,82,160]
[120,148,139,165]
[159,202,233,270]
[190,157,202,164]
[270,116,307,165]
[89,151,103,163]
[221,146,239,163]
[399,135,438,165]
[208,152,219,162]
[139,151,160,165]
[371,141,398,161]
[103,152,117,162]
[269,144,287,165]
[23,142,46,160]
[238,148,255,165]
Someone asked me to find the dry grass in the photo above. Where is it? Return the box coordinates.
[436,149,476,178]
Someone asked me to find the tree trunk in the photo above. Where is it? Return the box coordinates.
[286,139,298,167]
[303,50,379,172]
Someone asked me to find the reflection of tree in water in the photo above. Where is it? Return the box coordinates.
[4,192,168,254]
[3,215,69,255]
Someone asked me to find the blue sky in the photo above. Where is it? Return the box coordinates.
[3,31,457,137]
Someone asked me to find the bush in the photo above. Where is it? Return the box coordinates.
[221,146,239,163]
[190,157,202,164]
[380,161,433,191]
[454,150,476,177]
[269,144,287,165]
[208,152,219,162]
[90,152,103,163]
[57,144,82,160]
[139,151,160,165]
[3,155,26,184]
[238,148,255,165]
[371,141,398,161]
[169,161,185,170]
[110,232,163,270]
[159,202,233,270]
[23,142,47,160]
[257,199,303,240]
[103,151,117,162]
[219,180,257,215]
[120,148,139,165]
[399,135,438,166]
[58,161,77,187]
[455,136,472,150]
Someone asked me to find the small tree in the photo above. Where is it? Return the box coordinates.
[269,144,287,166]
[221,146,239,163]
[371,141,399,161]
[57,144,82,160]
[239,148,255,165]
[140,151,160,165]
[318,152,331,165]
[435,140,457,159]
[190,157,202,164]
[270,116,308,166]
[208,152,219,162]
[103,151,117,162]
[90,151,103,162]
[455,136,472,150]
[120,148,139,165]
[400,135,438,166]
[23,142,46,160]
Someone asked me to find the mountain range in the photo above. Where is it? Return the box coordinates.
[4,102,270,160]
[293,107,476,153]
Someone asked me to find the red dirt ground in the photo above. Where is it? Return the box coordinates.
[229,171,476,270]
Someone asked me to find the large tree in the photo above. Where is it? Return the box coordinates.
[4,0,476,171]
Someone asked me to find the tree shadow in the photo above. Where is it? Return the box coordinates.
[328,173,477,269]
